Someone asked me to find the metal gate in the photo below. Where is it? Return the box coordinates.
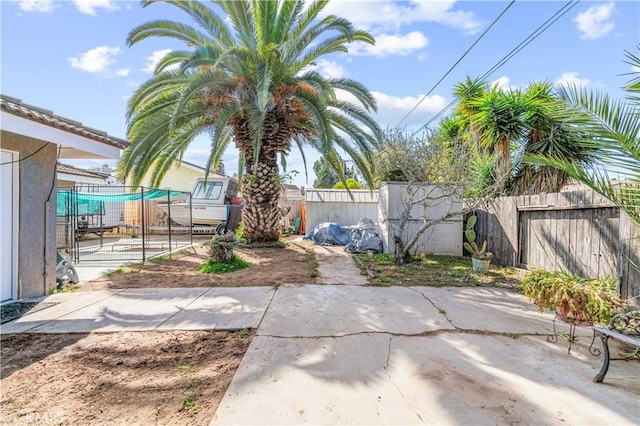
[56,186,195,262]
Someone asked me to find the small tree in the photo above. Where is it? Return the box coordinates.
[374,130,506,264]
[333,178,362,189]
[313,156,360,189]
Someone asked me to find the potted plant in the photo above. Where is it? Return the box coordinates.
[521,270,622,325]
[463,215,493,272]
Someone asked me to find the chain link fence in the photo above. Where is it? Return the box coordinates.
[56,186,197,263]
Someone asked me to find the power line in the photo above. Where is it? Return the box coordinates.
[395,0,516,128]
[0,142,51,165]
[411,0,581,137]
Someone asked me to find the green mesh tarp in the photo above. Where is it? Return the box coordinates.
[56,189,186,216]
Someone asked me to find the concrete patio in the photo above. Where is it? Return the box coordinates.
[212,285,640,425]
[2,283,638,425]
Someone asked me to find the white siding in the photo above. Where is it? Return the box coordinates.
[378,183,463,256]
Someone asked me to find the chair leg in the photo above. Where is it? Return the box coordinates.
[593,334,610,383]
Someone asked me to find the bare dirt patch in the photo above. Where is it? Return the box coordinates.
[0,239,314,424]
[80,238,317,291]
[1,330,252,425]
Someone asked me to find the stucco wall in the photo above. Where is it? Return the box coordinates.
[1,131,57,298]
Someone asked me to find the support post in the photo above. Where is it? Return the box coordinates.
[167,190,172,259]
[141,186,146,262]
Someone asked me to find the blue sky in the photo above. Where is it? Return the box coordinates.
[2,0,639,188]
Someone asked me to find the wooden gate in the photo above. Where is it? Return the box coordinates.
[519,206,619,279]
[474,189,640,298]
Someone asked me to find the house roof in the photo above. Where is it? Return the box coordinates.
[57,163,110,180]
[0,94,129,149]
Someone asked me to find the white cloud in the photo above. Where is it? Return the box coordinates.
[490,76,519,92]
[632,65,640,73]
[115,68,130,77]
[321,0,482,34]
[491,77,509,91]
[72,0,119,16]
[350,31,428,57]
[554,72,591,88]
[312,60,348,79]
[68,46,121,73]
[573,2,615,40]
[371,91,448,129]
[17,0,54,13]
[143,49,173,73]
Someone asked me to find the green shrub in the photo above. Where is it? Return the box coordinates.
[332,178,362,189]
[521,270,622,325]
[198,255,249,274]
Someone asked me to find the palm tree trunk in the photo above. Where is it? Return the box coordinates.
[241,159,282,242]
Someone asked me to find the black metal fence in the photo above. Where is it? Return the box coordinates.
[56,185,197,263]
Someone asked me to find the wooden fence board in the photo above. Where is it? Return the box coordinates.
[474,189,638,298]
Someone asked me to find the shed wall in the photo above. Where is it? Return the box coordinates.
[378,183,463,256]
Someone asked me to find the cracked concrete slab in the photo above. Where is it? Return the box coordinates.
[389,334,640,425]
[157,287,275,330]
[412,286,560,335]
[0,290,122,334]
[17,288,210,333]
[213,332,640,425]
[257,285,453,337]
[212,334,420,425]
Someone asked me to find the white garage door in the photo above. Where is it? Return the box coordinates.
[1,150,16,302]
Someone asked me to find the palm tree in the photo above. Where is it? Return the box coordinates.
[525,45,640,226]
[118,0,382,241]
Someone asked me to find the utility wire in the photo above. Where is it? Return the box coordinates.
[395,0,516,128]
[0,142,51,165]
[411,0,581,137]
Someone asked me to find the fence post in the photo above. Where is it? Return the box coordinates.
[167,190,172,259]
[72,187,79,263]
[141,186,146,262]
[189,192,193,247]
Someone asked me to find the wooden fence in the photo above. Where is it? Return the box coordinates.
[474,189,640,298]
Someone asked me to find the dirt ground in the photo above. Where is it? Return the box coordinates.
[0,330,252,425]
[81,238,317,290]
[1,239,315,425]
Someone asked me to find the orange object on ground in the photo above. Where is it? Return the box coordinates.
[299,203,306,234]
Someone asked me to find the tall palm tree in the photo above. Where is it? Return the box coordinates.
[118,0,382,241]
[524,46,640,225]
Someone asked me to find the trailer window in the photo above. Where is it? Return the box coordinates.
[192,181,223,200]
